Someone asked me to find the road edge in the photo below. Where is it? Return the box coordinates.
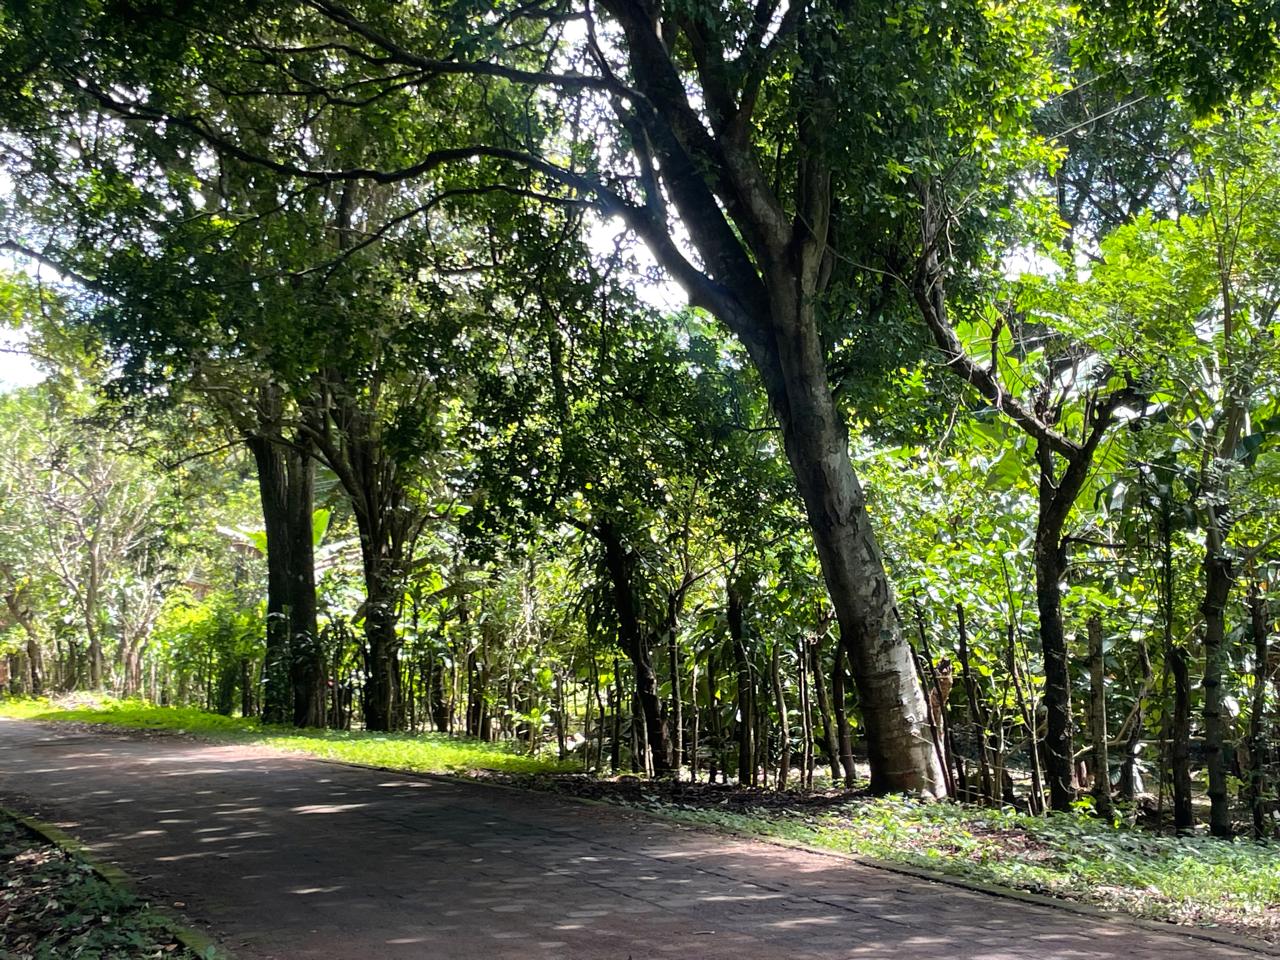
[303,756,1280,957]
[1,803,230,959]
[7,716,1276,957]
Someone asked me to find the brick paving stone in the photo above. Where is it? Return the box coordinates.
[0,719,1269,960]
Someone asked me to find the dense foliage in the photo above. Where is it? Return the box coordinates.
[1,0,1279,847]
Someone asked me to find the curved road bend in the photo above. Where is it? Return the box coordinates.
[0,720,1266,960]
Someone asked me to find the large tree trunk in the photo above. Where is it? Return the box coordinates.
[286,439,324,728]
[248,425,322,727]
[120,636,145,698]
[298,369,418,733]
[317,412,409,736]
[1201,536,1235,838]
[765,300,945,797]
[249,433,294,725]
[598,522,672,773]
[1035,447,1077,812]
[570,0,944,797]
[361,570,401,732]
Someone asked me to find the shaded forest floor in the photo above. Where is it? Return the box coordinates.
[0,814,210,959]
[3,697,1279,945]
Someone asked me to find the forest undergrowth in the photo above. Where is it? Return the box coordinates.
[0,813,213,960]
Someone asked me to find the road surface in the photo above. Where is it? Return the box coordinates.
[0,719,1266,959]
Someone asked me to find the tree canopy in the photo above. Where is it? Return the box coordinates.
[2,0,1280,843]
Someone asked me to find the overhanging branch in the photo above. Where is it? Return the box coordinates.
[304,0,615,93]
[912,250,1079,458]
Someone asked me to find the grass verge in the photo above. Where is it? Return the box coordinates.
[0,812,213,959]
[623,791,1280,943]
[0,696,572,777]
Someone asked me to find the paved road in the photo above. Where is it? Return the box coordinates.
[0,720,1267,960]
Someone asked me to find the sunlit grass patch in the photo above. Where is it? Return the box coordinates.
[644,794,1280,940]
[262,726,575,776]
[0,696,573,776]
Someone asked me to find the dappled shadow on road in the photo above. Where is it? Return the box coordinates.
[0,723,1256,960]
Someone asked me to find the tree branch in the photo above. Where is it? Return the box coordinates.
[912,249,1079,457]
[303,0,615,93]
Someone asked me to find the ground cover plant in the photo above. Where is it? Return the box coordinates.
[629,793,1280,942]
[0,813,213,960]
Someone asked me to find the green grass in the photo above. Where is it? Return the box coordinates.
[638,794,1280,940]
[0,696,573,776]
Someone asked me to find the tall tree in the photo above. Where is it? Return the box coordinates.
[0,0,1058,793]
